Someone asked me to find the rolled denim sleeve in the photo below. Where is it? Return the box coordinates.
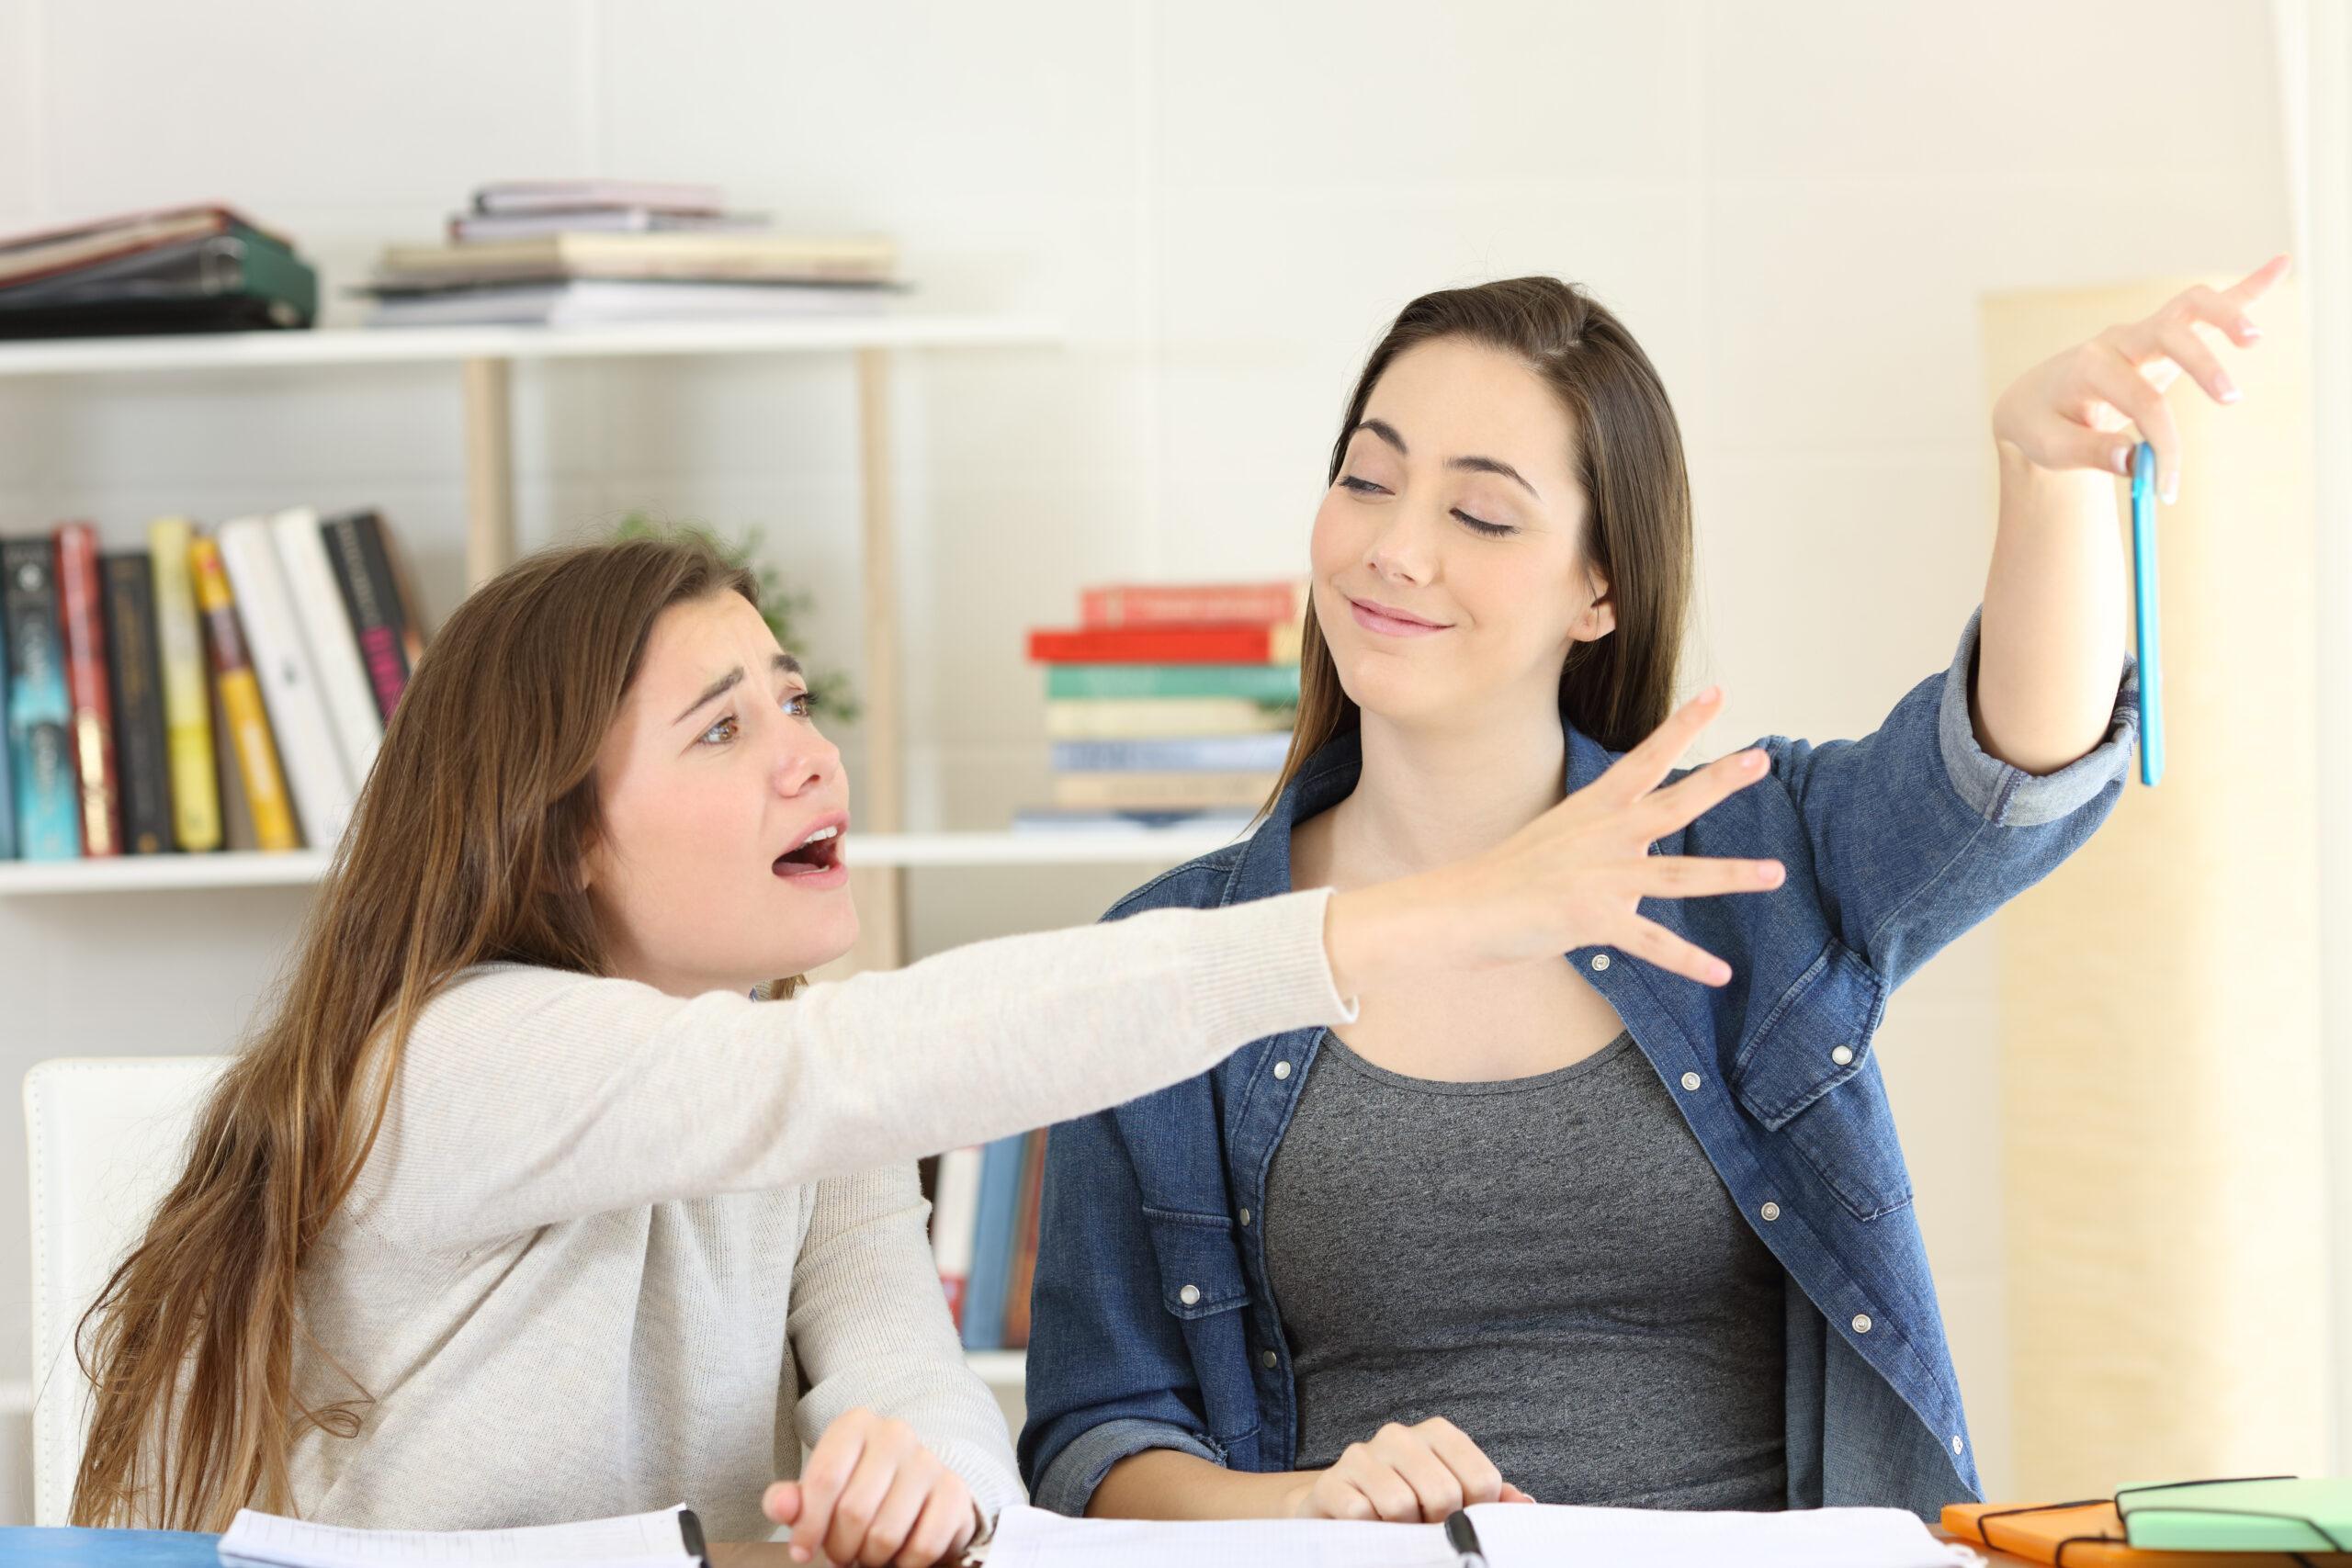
[1759,606,2138,988]
[1019,1107,1228,1517]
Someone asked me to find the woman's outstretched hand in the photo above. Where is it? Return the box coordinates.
[1323,686,1783,992]
[1990,254,2286,502]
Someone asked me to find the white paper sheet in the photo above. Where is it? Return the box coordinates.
[980,1501,1979,1568]
[216,1505,701,1568]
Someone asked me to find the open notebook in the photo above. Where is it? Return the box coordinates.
[979,1502,1976,1568]
[216,1506,708,1568]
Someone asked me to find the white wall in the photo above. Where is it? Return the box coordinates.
[0,0,2290,1523]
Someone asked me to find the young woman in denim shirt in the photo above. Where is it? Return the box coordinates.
[1022,261,2284,1524]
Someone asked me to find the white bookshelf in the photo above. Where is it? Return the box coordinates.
[0,314,1058,378]
[0,830,1247,896]
[0,309,1094,965]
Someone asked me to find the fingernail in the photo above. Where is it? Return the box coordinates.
[1759,862,1783,884]
[2164,474,2180,503]
[2112,446,2132,476]
[2243,321,2263,340]
[789,1551,810,1564]
[1710,962,1732,985]
[2218,376,2242,403]
[1698,684,1721,703]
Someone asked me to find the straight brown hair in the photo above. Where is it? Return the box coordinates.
[1263,276,1693,813]
[69,534,762,1530]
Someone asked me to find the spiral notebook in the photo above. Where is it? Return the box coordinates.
[215,1505,708,1568]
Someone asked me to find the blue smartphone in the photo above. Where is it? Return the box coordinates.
[2130,441,2163,785]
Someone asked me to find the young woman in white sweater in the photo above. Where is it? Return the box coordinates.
[68,533,1784,1565]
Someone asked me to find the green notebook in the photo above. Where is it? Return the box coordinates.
[2116,1476,2352,1552]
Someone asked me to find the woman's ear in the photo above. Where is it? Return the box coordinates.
[1571,564,1616,643]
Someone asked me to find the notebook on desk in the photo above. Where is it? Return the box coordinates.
[978,1500,1974,1568]
[217,1505,710,1568]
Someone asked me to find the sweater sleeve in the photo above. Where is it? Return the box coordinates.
[356,887,1352,1252]
[789,1163,1023,1525]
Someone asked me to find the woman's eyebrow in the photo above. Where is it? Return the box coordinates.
[673,652,803,725]
[1350,418,1540,501]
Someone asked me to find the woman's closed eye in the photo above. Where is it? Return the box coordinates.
[698,690,820,746]
[1338,473,1515,537]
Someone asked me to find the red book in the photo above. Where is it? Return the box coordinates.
[1081,581,1304,628]
[1027,622,1301,665]
[53,522,121,858]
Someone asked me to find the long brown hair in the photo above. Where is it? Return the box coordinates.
[1264,276,1693,812]
[69,533,760,1530]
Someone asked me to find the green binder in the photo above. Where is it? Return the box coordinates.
[2116,1476,2352,1553]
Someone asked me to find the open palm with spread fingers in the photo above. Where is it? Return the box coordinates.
[1326,686,1786,992]
[1991,254,2286,500]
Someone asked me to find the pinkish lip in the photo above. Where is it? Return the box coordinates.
[1347,594,1451,637]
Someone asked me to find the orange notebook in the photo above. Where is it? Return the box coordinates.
[1943,1500,2335,1566]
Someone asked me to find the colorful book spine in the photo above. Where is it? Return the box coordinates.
[189,535,299,852]
[1051,771,1279,810]
[959,1134,1029,1351]
[1001,1132,1047,1349]
[1045,696,1296,739]
[54,523,122,857]
[270,506,383,784]
[1050,734,1294,774]
[322,509,411,722]
[1080,581,1306,628]
[931,1145,984,1332]
[218,513,355,850]
[1027,622,1303,666]
[148,518,220,852]
[0,604,12,860]
[3,536,81,859]
[101,552,175,854]
[1045,664,1302,703]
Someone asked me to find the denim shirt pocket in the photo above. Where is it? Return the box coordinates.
[1730,940,1915,1223]
[1139,1206,1260,1444]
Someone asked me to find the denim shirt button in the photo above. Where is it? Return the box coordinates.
[1951,1435,1966,1456]
[1760,1201,1781,1222]
[1831,1044,1856,1066]
[1273,1060,1293,1080]
[1679,1071,1702,1091]
[1238,1208,1252,1227]
[1589,953,1611,973]
[1262,1349,1279,1370]
[1852,1314,1874,1335]
[1180,1284,1202,1306]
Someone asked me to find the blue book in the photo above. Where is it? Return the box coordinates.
[958,1134,1027,1351]
[5,535,82,860]
[1049,733,1293,774]
[0,1526,222,1565]
[0,592,16,860]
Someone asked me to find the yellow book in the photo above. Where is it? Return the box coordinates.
[1046,698,1298,740]
[1051,772,1280,810]
[147,518,221,852]
[188,535,299,852]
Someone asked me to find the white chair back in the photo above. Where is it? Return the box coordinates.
[23,1055,229,1527]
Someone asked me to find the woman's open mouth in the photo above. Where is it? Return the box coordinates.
[773,820,848,887]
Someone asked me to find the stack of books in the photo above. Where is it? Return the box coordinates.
[1,511,424,862]
[0,205,318,338]
[366,179,903,328]
[929,1133,1047,1354]
[1019,581,1306,835]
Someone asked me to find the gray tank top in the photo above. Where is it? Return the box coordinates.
[1262,1030,1787,1510]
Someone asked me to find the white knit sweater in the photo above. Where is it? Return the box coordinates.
[283,888,1351,1540]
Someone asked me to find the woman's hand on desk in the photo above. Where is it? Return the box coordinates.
[1283,1416,1535,1523]
[1323,685,1784,993]
[762,1408,978,1567]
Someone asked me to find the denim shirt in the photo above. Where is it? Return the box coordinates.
[1019,609,2139,1521]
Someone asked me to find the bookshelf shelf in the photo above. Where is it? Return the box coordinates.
[0,830,1245,895]
[0,313,1060,378]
